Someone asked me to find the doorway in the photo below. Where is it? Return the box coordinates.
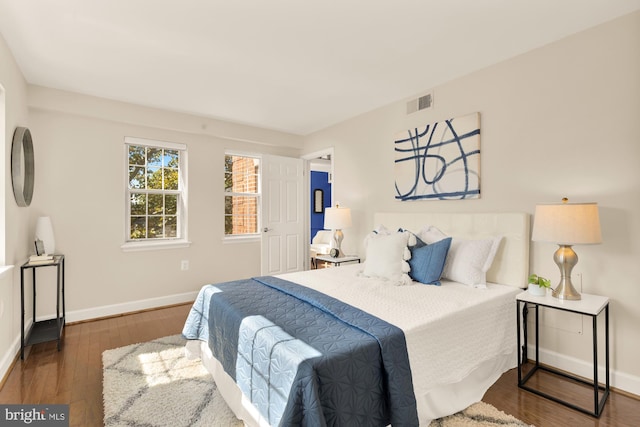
[302,148,334,269]
[310,157,332,241]
[304,148,334,240]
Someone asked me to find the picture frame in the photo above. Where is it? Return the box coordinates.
[34,239,45,256]
[394,112,481,201]
[313,189,324,213]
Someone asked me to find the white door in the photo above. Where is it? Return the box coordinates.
[261,154,304,275]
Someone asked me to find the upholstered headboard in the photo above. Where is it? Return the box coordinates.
[373,212,530,288]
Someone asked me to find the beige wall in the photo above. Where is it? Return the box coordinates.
[0,40,303,380]
[0,31,31,382]
[24,89,303,317]
[304,12,640,393]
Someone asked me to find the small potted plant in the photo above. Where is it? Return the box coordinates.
[528,273,551,296]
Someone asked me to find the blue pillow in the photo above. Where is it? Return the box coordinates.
[408,237,452,285]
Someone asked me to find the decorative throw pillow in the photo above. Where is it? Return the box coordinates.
[418,225,503,287]
[362,232,412,286]
[408,237,452,285]
[362,224,392,249]
[418,225,448,244]
[442,236,503,287]
[398,228,422,248]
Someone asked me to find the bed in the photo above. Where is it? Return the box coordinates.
[183,212,530,426]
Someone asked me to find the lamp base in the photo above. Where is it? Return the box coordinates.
[552,279,582,300]
[552,244,581,300]
[330,229,344,257]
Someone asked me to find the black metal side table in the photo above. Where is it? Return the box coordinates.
[314,255,361,268]
[20,254,66,359]
[516,291,609,417]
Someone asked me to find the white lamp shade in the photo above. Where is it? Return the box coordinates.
[324,206,352,230]
[532,202,602,245]
[35,216,56,255]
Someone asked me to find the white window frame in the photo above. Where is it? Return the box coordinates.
[224,150,261,243]
[122,136,190,252]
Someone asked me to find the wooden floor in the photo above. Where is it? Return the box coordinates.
[1,303,638,426]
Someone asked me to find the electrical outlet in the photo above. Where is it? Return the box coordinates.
[181,260,189,271]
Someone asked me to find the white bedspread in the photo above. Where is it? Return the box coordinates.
[279,264,520,423]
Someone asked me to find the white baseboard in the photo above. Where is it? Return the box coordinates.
[528,345,640,397]
[0,332,22,388]
[0,291,198,385]
[65,290,199,323]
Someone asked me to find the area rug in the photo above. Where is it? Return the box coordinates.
[103,335,532,427]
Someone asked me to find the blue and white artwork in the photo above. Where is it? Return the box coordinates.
[394,112,480,201]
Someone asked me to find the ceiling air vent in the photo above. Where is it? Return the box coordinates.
[406,92,433,114]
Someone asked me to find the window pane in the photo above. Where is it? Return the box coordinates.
[147,166,163,190]
[225,214,233,235]
[230,215,258,235]
[129,166,146,189]
[165,194,177,215]
[147,148,163,168]
[148,216,164,238]
[131,217,146,239]
[164,167,179,190]
[225,195,258,235]
[130,193,146,215]
[233,171,246,193]
[224,155,233,173]
[225,155,259,194]
[165,216,177,237]
[164,149,179,167]
[128,145,145,166]
[148,194,164,215]
[224,171,233,192]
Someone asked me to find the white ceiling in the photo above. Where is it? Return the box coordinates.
[1,1,639,135]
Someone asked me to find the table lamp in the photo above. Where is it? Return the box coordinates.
[531,198,602,300]
[323,204,352,257]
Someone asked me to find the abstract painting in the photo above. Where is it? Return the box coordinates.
[394,112,480,201]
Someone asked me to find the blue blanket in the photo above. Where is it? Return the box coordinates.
[183,276,418,426]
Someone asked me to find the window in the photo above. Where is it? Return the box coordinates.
[224,153,260,237]
[123,137,188,250]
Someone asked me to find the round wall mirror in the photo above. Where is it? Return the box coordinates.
[11,126,35,207]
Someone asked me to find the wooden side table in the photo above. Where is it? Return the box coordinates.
[516,291,609,417]
[20,255,66,359]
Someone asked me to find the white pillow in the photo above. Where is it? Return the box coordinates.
[418,225,502,288]
[362,232,412,286]
[442,236,503,288]
[418,225,448,243]
[363,224,393,249]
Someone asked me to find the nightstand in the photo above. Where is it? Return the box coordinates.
[20,255,66,359]
[516,291,609,417]
[314,255,360,268]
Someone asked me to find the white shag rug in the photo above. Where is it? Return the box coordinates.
[103,335,532,427]
[103,335,242,427]
[429,401,532,427]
